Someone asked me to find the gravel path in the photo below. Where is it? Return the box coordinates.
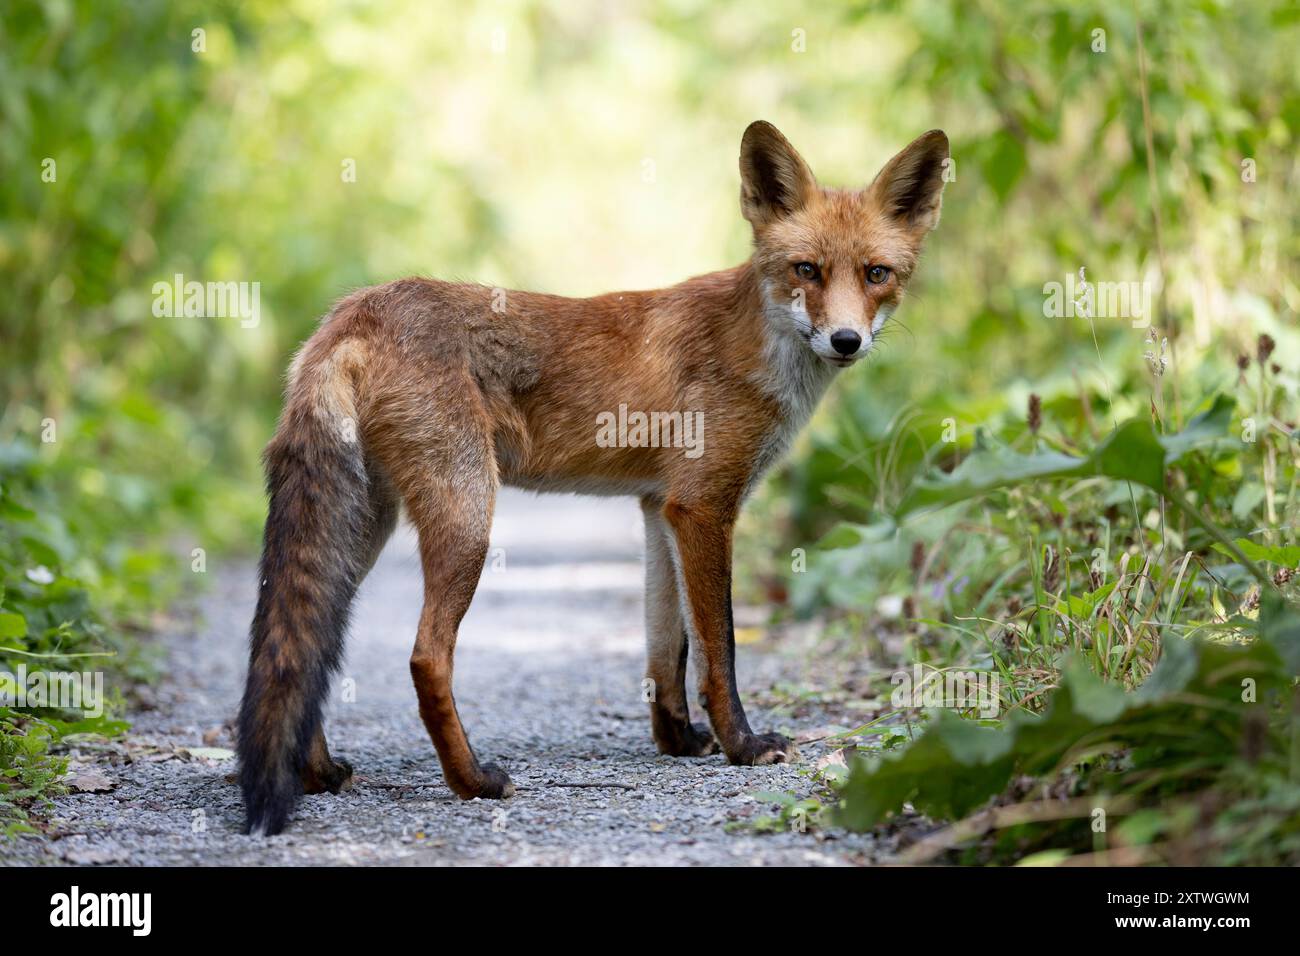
[10,491,882,866]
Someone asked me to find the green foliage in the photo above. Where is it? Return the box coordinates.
[837,624,1294,842]
[761,0,1299,549]
[0,445,157,828]
[894,394,1275,587]
[0,710,66,837]
[896,395,1234,516]
[731,791,827,835]
[739,0,1300,864]
[2,0,261,829]
[806,376,1300,861]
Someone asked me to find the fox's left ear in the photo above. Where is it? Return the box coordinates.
[869,130,949,233]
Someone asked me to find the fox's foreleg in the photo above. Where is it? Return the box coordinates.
[658,497,797,765]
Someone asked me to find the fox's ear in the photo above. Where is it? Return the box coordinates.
[739,121,818,227]
[869,130,949,233]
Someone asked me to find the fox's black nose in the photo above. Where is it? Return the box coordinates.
[830,329,862,356]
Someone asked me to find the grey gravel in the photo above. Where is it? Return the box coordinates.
[7,491,881,866]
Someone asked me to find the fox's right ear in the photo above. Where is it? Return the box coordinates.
[739,121,817,228]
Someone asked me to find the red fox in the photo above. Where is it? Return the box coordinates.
[239,121,948,835]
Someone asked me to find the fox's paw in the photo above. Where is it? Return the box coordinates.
[468,762,515,800]
[655,721,721,757]
[302,757,354,795]
[727,732,799,766]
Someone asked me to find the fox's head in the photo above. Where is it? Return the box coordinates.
[740,121,948,368]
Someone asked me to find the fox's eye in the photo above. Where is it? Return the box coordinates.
[794,262,820,281]
[866,265,891,284]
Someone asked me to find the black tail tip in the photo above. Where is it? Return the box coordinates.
[243,803,292,837]
[241,776,296,836]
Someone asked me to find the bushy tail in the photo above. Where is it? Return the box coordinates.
[238,356,371,836]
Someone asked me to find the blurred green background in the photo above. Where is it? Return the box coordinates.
[4,0,1295,556]
[3,0,1299,851]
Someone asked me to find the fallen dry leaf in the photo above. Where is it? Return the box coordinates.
[815,748,850,773]
[178,746,236,761]
[795,725,850,745]
[66,769,115,793]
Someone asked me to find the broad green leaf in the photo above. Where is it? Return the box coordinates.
[897,445,1084,516]
[1231,482,1266,521]
[1213,538,1300,569]
[897,395,1233,517]
[1085,418,1165,489]
[1158,394,1235,461]
[0,613,28,640]
[0,496,37,522]
[815,521,893,550]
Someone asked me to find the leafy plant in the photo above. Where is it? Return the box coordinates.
[823,390,1300,862]
[0,710,67,836]
[838,607,1295,842]
[731,791,827,835]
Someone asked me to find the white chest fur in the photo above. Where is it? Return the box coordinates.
[745,283,840,495]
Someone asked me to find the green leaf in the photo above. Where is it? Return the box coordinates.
[0,496,37,522]
[0,613,28,640]
[1158,394,1235,461]
[897,395,1233,517]
[1015,849,1072,867]
[836,637,1289,830]
[1213,538,1300,569]
[1086,418,1166,488]
[984,131,1026,202]
[836,710,1015,829]
[896,444,1085,516]
[1231,482,1267,522]
[815,520,895,551]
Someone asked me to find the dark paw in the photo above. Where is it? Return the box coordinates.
[302,757,354,795]
[727,732,798,766]
[655,721,721,757]
[469,762,515,800]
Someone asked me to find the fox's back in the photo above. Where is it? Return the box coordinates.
[304,269,776,494]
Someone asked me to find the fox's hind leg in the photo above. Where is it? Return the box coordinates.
[405,474,512,799]
[300,726,353,793]
[641,497,719,757]
[300,463,399,795]
[376,403,512,800]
